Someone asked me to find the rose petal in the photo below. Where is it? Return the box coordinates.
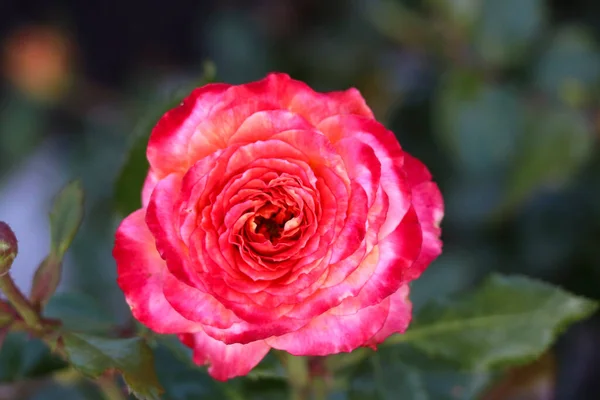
[113,209,201,334]
[200,313,309,345]
[285,82,374,125]
[403,152,433,187]
[209,72,374,127]
[179,331,270,381]
[318,115,412,240]
[335,137,381,207]
[147,83,231,178]
[148,73,373,179]
[162,271,238,329]
[367,284,412,346]
[329,181,368,264]
[285,206,421,320]
[351,206,422,303]
[265,296,390,355]
[145,173,202,288]
[141,170,159,208]
[403,154,444,280]
[229,109,313,144]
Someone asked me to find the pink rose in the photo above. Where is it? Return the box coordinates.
[113,73,444,380]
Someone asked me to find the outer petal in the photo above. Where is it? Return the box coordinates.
[179,331,270,381]
[403,152,432,187]
[147,83,231,178]
[205,72,374,127]
[318,115,411,240]
[367,284,412,346]
[145,173,199,287]
[162,269,238,330]
[403,153,444,277]
[353,207,422,296]
[141,170,159,208]
[329,181,368,264]
[200,312,310,345]
[265,296,390,356]
[410,181,443,275]
[147,73,373,180]
[286,84,375,125]
[335,137,381,207]
[285,206,421,320]
[113,209,201,334]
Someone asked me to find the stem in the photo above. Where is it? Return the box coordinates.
[312,376,328,400]
[285,354,309,400]
[309,357,329,400]
[0,274,42,330]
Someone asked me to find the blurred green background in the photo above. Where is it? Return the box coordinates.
[1,0,600,399]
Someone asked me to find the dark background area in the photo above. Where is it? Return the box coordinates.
[1,0,600,399]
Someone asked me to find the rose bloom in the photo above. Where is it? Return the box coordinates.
[113,73,443,381]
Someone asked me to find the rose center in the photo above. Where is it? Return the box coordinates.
[251,205,296,243]
[254,216,283,241]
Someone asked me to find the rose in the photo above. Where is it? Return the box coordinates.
[113,73,443,381]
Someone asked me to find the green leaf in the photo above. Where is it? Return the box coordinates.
[0,332,67,382]
[387,274,597,370]
[350,360,492,400]
[44,292,115,334]
[62,333,163,400]
[343,344,494,400]
[114,64,217,216]
[501,106,594,212]
[32,180,85,307]
[49,180,84,259]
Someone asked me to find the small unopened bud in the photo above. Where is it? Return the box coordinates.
[0,222,18,276]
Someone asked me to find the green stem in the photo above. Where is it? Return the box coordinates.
[312,376,328,400]
[0,274,42,330]
[285,354,310,400]
[309,357,330,400]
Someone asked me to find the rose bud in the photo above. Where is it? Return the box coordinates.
[0,222,18,275]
